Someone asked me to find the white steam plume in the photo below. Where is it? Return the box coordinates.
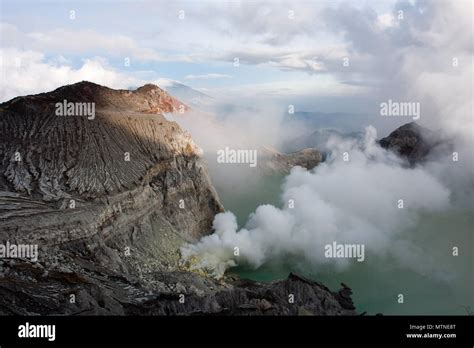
[181,126,452,278]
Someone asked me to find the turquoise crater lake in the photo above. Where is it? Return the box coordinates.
[213,173,473,315]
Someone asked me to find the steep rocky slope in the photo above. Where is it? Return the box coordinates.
[0,81,355,315]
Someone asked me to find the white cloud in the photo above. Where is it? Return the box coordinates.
[323,0,473,140]
[1,0,472,116]
[0,48,142,102]
[268,53,325,72]
[208,75,367,100]
[184,73,232,80]
[0,23,180,63]
[376,13,396,29]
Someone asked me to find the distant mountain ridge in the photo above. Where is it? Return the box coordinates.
[158,80,214,108]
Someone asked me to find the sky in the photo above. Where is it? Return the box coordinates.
[0,0,472,131]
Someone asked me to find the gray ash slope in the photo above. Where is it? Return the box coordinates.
[0,81,356,315]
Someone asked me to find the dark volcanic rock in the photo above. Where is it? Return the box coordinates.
[0,82,356,316]
[334,282,356,310]
[0,256,356,316]
[378,122,450,164]
[109,272,355,316]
